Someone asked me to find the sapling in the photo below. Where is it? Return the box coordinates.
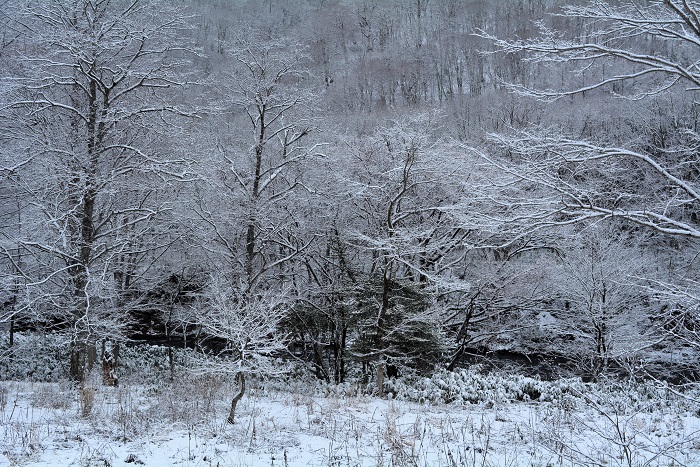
[193,279,291,425]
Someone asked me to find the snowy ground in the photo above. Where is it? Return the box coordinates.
[2,376,700,466]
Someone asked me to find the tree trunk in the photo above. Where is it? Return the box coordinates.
[166,313,175,381]
[70,334,99,383]
[70,341,86,382]
[374,261,392,395]
[87,343,97,372]
[9,313,14,348]
[446,343,465,372]
[101,339,119,386]
[227,372,246,425]
[339,325,347,384]
[168,346,175,381]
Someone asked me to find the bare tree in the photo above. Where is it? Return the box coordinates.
[475,0,700,373]
[551,226,657,380]
[478,130,700,239]
[187,30,325,416]
[193,279,290,425]
[482,1,700,101]
[477,0,700,239]
[0,0,196,382]
[194,31,321,298]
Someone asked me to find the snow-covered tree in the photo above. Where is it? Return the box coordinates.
[0,0,196,381]
[478,0,700,239]
[193,279,290,424]
[194,31,321,298]
[551,226,656,380]
[336,113,470,392]
[471,0,700,377]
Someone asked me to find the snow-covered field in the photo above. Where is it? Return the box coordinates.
[2,374,700,467]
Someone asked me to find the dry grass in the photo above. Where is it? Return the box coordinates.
[1,376,700,466]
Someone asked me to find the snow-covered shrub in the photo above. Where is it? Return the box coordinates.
[0,333,69,382]
[380,368,687,416]
[0,332,196,385]
[384,368,588,406]
[585,378,682,413]
[118,344,195,386]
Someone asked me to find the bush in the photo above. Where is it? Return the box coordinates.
[385,367,588,405]
[0,333,68,381]
[0,332,195,385]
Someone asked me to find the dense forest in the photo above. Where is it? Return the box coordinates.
[1,0,699,403]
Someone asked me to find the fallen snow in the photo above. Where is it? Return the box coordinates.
[2,377,700,466]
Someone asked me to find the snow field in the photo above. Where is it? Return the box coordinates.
[2,373,700,466]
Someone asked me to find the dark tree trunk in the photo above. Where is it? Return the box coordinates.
[70,341,86,382]
[101,339,119,386]
[227,372,246,425]
[70,331,98,383]
[374,260,392,396]
[446,343,466,372]
[9,313,14,348]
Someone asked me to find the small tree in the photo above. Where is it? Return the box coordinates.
[349,278,448,383]
[194,279,290,425]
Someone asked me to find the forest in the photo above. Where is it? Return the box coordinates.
[1,0,700,465]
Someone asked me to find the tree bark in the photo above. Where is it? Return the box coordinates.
[101,339,119,386]
[70,341,86,382]
[9,313,14,348]
[227,372,246,425]
[446,343,465,372]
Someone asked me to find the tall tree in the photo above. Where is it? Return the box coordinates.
[195,32,320,298]
[338,113,469,392]
[479,0,700,239]
[0,0,195,382]
[191,29,324,418]
[478,0,700,364]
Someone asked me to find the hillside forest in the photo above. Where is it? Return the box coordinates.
[1,0,699,405]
